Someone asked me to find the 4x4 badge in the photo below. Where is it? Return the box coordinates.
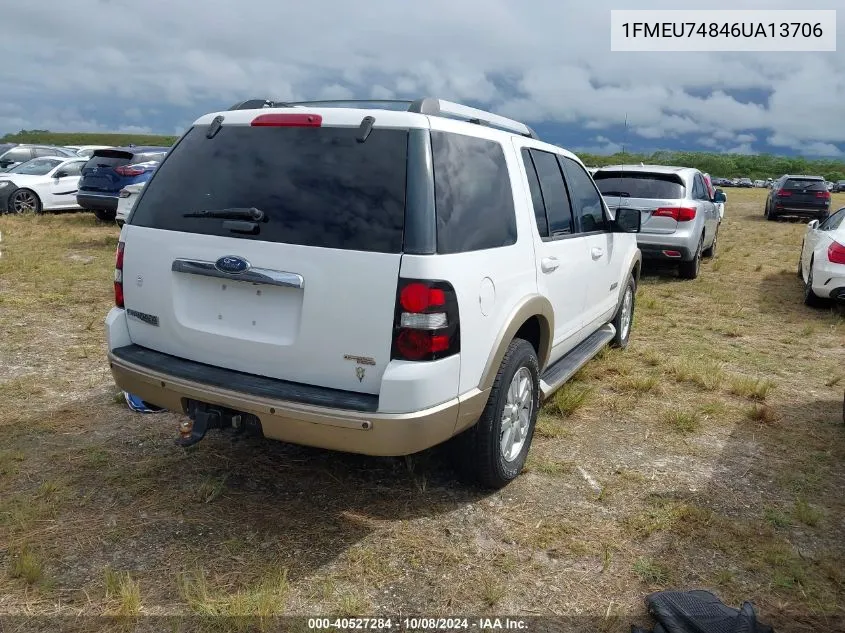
[356,367,365,382]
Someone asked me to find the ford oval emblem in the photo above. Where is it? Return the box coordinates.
[215,255,250,274]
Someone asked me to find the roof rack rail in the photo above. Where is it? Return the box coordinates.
[408,98,539,139]
[228,99,293,110]
[226,97,539,139]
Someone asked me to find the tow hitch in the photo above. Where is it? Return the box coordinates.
[175,401,262,448]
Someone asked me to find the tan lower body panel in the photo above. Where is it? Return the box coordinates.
[108,354,489,457]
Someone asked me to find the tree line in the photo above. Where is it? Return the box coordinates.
[4,129,845,182]
[580,150,845,182]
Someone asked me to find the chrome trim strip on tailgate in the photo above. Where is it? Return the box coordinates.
[171,258,304,289]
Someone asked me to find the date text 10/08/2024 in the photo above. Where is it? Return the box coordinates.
[307,617,529,630]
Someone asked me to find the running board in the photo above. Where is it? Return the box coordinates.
[539,324,616,400]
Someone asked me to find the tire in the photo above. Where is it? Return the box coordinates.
[702,228,718,258]
[456,338,540,489]
[610,275,636,349]
[94,208,116,222]
[9,188,42,214]
[803,261,824,308]
[678,236,703,280]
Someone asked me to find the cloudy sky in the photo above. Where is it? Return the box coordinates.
[2,0,843,156]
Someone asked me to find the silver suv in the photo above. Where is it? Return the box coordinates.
[593,165,723,279]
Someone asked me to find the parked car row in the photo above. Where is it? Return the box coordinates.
[0,143,169,221]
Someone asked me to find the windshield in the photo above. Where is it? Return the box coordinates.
[593,172,686,199]
[7,158,63,175]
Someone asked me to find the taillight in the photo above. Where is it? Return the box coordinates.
[816,190,831,200]
[829,241,845,265]
[391,279,459,361]
[114,165,145,176]
[250,113,322,127]
[653,206,697,222]
[777,189,791,197]
[114,242,125,308]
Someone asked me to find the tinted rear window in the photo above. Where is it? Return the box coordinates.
[84,152,133,169]
[130,125,407,252]
[594,172,685,199]
[431,131,516,254]
[783,178,826,191]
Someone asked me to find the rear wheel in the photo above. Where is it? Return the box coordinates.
[678,236,703,280]
[457,338,539,489]
[9,189,42,214]
[94,208,116,222]
[610,275,635,349]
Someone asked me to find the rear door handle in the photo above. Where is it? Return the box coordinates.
[591,247,604,260]
[540,257,559,273]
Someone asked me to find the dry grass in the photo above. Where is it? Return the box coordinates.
[1,192,844,630]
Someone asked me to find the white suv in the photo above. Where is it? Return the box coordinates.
[106,98,642,488]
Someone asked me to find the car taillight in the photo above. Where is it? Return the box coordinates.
[114,241,125,308]
[114,165,145,176]
[777,189,791,197]
[816,190,831,200]
[653,206,696,222]
[251,113,322,127]
[829,241,845,265]
[391,279,459,361]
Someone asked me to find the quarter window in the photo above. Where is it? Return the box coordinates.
[431,131,517,254]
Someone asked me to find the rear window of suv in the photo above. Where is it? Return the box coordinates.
[593,172,685,199]
[130,125,408,253]
[782,178,826,191]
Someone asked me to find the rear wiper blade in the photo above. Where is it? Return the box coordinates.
[182,207,265,221]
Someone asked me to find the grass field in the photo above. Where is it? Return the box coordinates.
[1,189,844,631]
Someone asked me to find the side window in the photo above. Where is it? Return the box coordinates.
[431,131,517,254]
[691,175,705,200]
[3,148,32,162]
[559,156,608,233]
[821,208,845,231]
[520,148,548,237]
[529,149,574,236]
[62,162,84,177]
[34,148,57,158]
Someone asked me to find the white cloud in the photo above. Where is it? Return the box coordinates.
[0,0,843,154]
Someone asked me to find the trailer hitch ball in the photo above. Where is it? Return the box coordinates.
[179,419,193,439]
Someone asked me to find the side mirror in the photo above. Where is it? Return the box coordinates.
[614,207,641,233]
[807,219,820,230]
[714,189,727,203]
[54,171,68,179]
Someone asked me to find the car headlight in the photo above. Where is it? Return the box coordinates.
[0,181,12,189]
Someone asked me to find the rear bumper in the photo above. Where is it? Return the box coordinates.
[108,349,487,456]
[638,243,694,261]
[77,193,118,212]
[772,205,828,216]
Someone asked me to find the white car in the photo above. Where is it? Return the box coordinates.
[105,97,643,488]
[799,206,845,307]
[0,156,88,214]
[116,182,145,226]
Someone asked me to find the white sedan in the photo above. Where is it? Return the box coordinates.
[0,156,88,214]
[116,181,145,226]
[799,206,845,307]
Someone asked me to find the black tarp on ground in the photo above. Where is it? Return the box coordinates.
[632,590,774,633]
